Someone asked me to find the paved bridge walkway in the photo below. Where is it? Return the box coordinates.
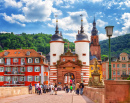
[0,91,94,103]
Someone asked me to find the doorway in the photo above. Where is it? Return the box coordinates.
[64,73,75,85]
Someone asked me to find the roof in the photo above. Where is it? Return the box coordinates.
[0,49,44,58]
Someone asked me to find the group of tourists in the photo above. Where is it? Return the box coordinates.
[28,81,84,95]
[64,81,84,95]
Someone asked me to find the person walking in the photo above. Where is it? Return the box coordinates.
[79,82,84,95]
[50,83,54,95]
[70,84,73,93]
[36,82,39,94]
[76,81,80,95]
[54,83,57,95]
[65,84,68,93]
[29,83,32,94]
[38,85,41,95]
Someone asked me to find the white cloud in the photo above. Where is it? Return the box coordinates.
[99,33,108,41]
[121,13,130,34]
[96,19,108,27]
[1,0,62,26]
[48,23,55,28]
[4,0,22,8]
[1,13,25,27]
[124,0,130,7]
[48,10,91,40]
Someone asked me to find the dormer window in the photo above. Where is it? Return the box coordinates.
[4,52,8,56]
[13,58,18,62]
[28,58,32,63]
[73,58,75,61]
[35,58,39,63]
[27,51,30,56]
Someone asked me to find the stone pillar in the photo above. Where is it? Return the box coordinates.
[105,80,130,103]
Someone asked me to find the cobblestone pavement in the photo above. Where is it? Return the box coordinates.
[0,91,94,103]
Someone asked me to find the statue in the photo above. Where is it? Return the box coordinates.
[93,59,99,74]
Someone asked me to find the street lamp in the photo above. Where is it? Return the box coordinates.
[105,26,114,80]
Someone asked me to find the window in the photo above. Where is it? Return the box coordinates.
[28,76,33,81]
[53,54,56,56]
[20,76,24,81]
[82,53,86,56]
[122,64,126,68]
[63,58,65,61]
[128,64,130,68]
[20,67,25,72]
[0,67,4,72]
[6,76,11,81]
[73,58,75,61]
[113,64,115,68]
[113,71,115,75]
[28,58,32,63]
[6,67,11,72]
[98,67,100,70]
[117,64,119,68]
[35,58,39,63]
[0,58,4,63]
[122,70,126,74]
[13,58,18,62]
[73,67,75,69]
[122,57,125,60]
[35,66,40,72]
[83,62,86,64]
[129,71,130,75]
[117,71,120,75]
[27,67,33,72]
[63,67,65,69]
[27,51,30,55]
[35,76,39,82]
[0,76,4,81]
[91,67,93,70]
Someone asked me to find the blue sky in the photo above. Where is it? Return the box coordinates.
[0,0,130,42]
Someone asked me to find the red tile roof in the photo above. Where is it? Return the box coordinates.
[0,49,44,58]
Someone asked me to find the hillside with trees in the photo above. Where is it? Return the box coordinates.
[0,33,130,59]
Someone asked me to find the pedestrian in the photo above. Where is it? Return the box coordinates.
[68,84,70,93]
[70,84,73,93]
[43,84,47,93]
[40,83,43,94]
[50,83,54,95]
[36,82,39,94]
[38,85,41,95]
[54,83,57,95]
[76,81,80,95]
[65,84,68,93]
[79,82,84,95]
[29,83,32,94]
[72,83,75,93]
[35,83,36,93]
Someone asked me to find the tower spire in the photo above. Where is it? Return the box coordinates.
[55,15,59,34]
[80,14,84,33]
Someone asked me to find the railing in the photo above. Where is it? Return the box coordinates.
[4,81,25,86]
[4,62,25,66]
[4,71,25,75]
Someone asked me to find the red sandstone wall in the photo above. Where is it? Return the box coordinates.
[83,86,105,103]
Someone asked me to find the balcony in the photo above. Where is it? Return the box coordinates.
[4,71,25,76]
[4,81,25,86]
[4,62,25,66]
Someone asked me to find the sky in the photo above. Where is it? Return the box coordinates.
[0,0,130,42]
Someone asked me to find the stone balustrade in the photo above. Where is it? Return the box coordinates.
[0,86,35,98]
[83,86,105,103]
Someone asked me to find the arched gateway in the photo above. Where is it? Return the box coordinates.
[56,50,83,88]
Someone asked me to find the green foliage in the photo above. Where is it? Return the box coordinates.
[100,34,130,57]
[101,55,108,61]
[127,75,130,80]
[0,33,75,54]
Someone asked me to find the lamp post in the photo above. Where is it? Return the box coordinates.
[105,26,114,80]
